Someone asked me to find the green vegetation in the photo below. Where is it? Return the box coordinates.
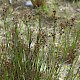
[67,0,80,2]
[0,0,80,80]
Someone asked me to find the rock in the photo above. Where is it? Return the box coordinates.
[76,8,80,12]
[23,0,33,7]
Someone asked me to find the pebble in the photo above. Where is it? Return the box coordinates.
[24,0,33,7]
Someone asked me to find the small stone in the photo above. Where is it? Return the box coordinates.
[25,0,33,7]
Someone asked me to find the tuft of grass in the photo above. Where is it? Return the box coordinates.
[0,0,80,80]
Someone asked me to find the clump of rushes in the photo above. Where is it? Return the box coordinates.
[0,0,80,80]
[59,17,75,35]
[2,3,8,16]
[2,3,9,29]
[9,14,22,80]
[0,3,14,80]
[64,48,76,64]
[1,59,14,79]
[31,11,43,79]
[59,17,77,61]
[52,9,57,42]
